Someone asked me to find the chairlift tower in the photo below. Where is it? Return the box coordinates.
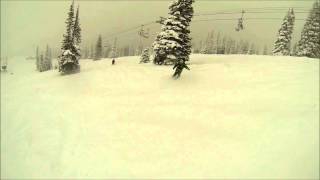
[137,25,150,55]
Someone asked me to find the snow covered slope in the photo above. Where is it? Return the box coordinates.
[1,54,319,178]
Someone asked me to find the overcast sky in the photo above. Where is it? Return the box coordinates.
[0,0,314,57]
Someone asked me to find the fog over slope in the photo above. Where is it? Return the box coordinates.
[0,0,313,57]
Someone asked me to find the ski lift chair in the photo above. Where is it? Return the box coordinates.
[138,25,150,39]
[235,10,245,32]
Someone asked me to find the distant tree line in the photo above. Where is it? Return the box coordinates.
[193,31,265,55]
[82,36,147,60]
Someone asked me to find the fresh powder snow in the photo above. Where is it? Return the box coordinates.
[1,54,319,178]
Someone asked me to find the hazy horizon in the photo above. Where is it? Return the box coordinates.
[1,0,315,57]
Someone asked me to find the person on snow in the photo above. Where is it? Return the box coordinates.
[172,60,190,79]
[1,57,8,72]
[112,58,115,65]
[1,64,7,72]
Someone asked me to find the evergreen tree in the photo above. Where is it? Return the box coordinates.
[296,0,320,58]
[225,38,232,54]
[83,45,89,59]
[291,42,298,56]
[200,40,207,54]
[50,48,56,60]
[193,48,200,54]
[135,48,141,56]
[39,54,44,72]
[90,44,94,59]
[123,45,130,56]
[45,45,52,70]
[129,45,135,56]
[45,45,49,70]
[109,38,118,58]
[234,41,240,54]
[140,48,150,63]
[119,47,124,57]
[104,46,111,58]
[94,35,103,60]
[237,40,244,54]
[248,43,255,54]
[254,45,260,55]
[218,36,227,54]
[152,0,195,78]
[59,0,81,73]
[49,46,52,69]
[215,32,221,54]
[263,45,269,55]
[36,46,40,71]
[241,41,249,54]
[73,5,81,45]
[273,8,295,56]
[61,0,75,51]
[135,42,143,56]
[198,40,203,53]
[229,39,237,54]
[202,31,214,54]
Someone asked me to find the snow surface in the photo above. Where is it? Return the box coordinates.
[1,54,319,179]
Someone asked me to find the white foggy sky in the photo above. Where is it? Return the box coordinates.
[0,0,314,57]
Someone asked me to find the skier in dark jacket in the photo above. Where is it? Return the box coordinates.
[112,59,115,65]
[1,65,7,72]
[1,57,8,72]
[172,60,190,79]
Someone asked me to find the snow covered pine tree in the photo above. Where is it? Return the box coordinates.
[296,0,320,58]
[44,45,52,71]
[153,0,194,78]
[39,54,45,72]
[202,31,214,54]
[140,48,150,63]
[109,38,118,59]
[59,0,81,74]
[36,46,40,71]
[272,8,295,56]
[94,35,103,60]
[263,45,269,55]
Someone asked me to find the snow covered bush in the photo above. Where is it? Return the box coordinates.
[59,48,80,73]
[140,48,150,63]
[273,8,295,56]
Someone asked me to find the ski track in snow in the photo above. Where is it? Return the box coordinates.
[1,54,319,178]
